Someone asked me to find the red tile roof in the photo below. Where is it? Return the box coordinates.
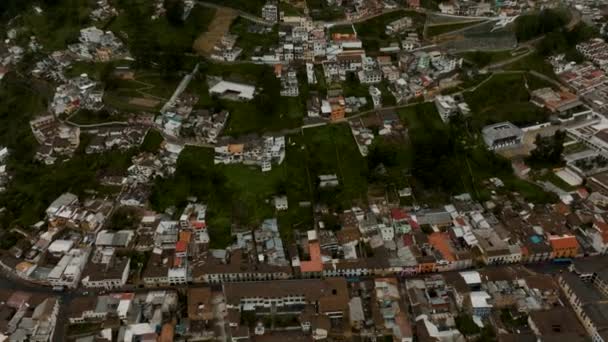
[428,232,455,262]
[176,240,188,253]
[179,231,192,243]
[391,208,409,221]
[549,235,579,251]
[300,241,323,273]
[402,234,414,247]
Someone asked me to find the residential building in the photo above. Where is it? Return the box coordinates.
[80,248,130,289]
[434,95,470,123]
[549,234,579,259]
[208,80,256,101]
[558,271,608,342]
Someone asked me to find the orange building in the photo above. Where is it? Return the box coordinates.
[549,235,579,258]
[417,261,436,274]
[428,232,456,263]
[329,96,346,122]
[300,241,323,274]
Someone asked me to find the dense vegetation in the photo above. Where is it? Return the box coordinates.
[526,131,566,169]
[111,0,215,69]
[404,103,555,204]
[537,23,600,61]
[514,9,568,42]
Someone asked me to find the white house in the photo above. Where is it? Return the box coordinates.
[590,221,608,254]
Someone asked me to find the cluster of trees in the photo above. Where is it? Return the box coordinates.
[526,130,566,169]
[514,9,568,42]
[163,0,184,26]
[537,23,600,61]
[140,130,164,153]
[109,207,141,230]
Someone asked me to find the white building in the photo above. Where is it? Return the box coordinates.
[482,122,524,151]
[369,86,382,109]
[434,95,470,123]
[274,196,288,211]
[209,81,256,101]
[262,1,278,23]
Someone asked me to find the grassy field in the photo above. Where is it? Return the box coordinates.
[503,52,557,79]
[110,1,216,54]
[427,20,485,37]
[300,124,369,209]
[281,2,305,16]
[463,73,553,130]
[19,0,93,51]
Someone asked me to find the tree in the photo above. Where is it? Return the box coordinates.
[455,314,481,336]
[164,0,184,26]
[110,207,141,231]
[526,130,566,169]
[140,130,164,153]
[515,9,567,42]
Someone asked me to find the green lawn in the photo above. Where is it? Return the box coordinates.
[427,20,484,37]
[459,50,516,68]
[463,73,552,130]
[300,124,369,209]
[503,52,557,79]
[281,3,304,16]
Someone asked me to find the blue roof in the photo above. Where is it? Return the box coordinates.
[530,235,542,244]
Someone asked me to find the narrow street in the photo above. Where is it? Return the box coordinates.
[0,254,588,341]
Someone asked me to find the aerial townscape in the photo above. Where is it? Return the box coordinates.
[2,0,608,341]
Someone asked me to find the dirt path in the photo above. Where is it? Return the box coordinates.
[193,7,238,56]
